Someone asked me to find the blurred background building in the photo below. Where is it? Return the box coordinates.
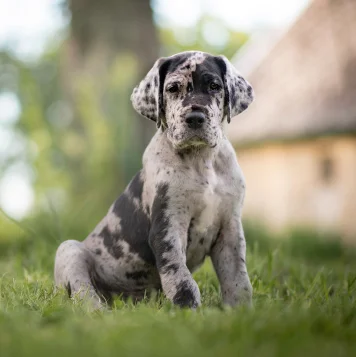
[229,0,356,242]
[0,0,355,244]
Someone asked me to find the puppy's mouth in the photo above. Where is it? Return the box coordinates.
[176,135,216,149]
[186,135,207,145]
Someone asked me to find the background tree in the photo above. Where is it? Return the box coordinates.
[59,0,160,203]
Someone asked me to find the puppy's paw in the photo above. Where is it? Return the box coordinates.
[172,279,201,308]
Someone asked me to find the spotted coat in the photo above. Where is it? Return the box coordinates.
[54,51,254,309]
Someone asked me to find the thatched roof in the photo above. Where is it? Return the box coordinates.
[228,0,356,146]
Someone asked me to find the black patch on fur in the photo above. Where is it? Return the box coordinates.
[237,81,244,91]
[95,248,102,255]
[199,238,204,245]
[149,183,171,270]
[99,226,124,259]
[211,225,223,250]
[111,175,154,264]
[66,282,72,297]
[125,271,149,280]
[187,82,193,93]
[162,263,179,275]
[125,254,133,263]
[187,219,194,249]
[240,102,248,111]
[229,85,237,108]
[173,280,197,308]
[128,171,144,200]
[158,59,173,120]
[165,53,194,74]
[162,240,174,252]
[160,257,169,267]
[213,57,231,120]
[181,58,224,109]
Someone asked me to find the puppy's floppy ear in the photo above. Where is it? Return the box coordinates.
[215,55,255,123]
[130,57,170,129]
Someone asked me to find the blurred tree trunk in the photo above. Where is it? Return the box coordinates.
[70,0,158,67]
[60,0,159,202]
[67,0,158,141]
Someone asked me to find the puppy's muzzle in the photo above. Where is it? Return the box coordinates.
[185,111,205,130]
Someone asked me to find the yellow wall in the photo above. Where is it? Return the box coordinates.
[235,136,356,243]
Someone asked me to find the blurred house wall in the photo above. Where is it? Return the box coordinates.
[237,136,356,242]
[229,0,356,242]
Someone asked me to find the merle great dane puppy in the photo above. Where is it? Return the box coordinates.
[54,51,255,309]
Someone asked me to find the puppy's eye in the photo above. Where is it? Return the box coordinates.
[210,82,221,91]
[167,83,179,93]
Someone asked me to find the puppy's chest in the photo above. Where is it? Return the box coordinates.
[185,171,230,268]
[188,165,235,227]
[192,181,221,231]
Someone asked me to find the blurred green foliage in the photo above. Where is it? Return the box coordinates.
[159,16,249,58]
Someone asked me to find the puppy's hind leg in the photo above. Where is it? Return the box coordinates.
[54,240,102,309]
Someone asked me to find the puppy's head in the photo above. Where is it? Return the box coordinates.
[131,51,254,149]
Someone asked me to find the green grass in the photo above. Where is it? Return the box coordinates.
[0,216,356,357]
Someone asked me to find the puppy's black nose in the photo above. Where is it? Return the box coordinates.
[185,112,205,129]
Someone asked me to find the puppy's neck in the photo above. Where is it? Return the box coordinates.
[164,130,220,159]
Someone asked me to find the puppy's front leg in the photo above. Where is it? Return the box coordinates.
[211,216,252,307]
[149,185,201,308]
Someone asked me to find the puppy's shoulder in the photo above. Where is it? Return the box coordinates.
[216,137,242,173]
[215,137,246,202]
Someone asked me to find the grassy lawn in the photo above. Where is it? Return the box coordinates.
[0,218,355,357]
